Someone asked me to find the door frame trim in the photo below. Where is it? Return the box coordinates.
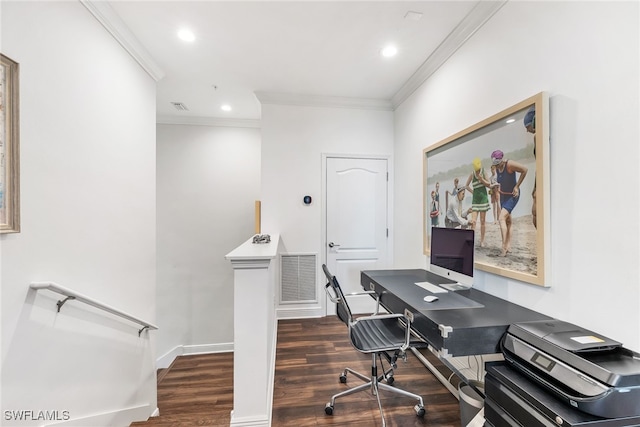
[321,153,394,315]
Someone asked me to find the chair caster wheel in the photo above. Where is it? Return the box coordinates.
[325,403,334,415]
[415,404,426,417]
[386,375,394,385]
[339,374,347,383]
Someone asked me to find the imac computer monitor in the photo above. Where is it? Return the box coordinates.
[429,227,475,288]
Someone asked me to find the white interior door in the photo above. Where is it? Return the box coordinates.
[325,157,389,314]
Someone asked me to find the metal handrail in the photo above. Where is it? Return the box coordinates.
[30,282,158,336]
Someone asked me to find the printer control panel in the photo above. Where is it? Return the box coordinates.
[530,352,556,372]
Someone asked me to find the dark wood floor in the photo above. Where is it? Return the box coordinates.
[130,352,233,426]
[131,316,461,426]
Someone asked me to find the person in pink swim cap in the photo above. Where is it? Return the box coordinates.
[491,149,528,257]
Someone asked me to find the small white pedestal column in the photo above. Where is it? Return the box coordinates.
[226,234,280,427]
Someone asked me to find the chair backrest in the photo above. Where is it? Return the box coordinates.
[322,264,352,326]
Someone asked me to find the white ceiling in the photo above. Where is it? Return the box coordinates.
[104,1,504,122]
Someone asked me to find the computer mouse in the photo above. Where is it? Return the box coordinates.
[423,295,439,303]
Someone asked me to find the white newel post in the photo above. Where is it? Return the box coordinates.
[225,234,280,427]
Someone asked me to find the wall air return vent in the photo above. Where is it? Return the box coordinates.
[171,101,189,111]
[280,254,316,304]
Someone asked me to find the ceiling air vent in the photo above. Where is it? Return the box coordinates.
[171,102,189,111]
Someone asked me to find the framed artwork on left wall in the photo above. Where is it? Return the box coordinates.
[1,53,20,234]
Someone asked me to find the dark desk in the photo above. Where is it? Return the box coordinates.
[361,269,552,357]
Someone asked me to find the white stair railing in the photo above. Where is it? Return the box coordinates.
[30,282,158,336]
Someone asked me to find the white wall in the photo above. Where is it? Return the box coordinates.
[156,124,260,364]
[261,104,394,248]
[1,2,157,425]
[394,1,639,350]
[260,103,394,309]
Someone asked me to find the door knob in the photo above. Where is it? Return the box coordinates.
[328,242,341,248]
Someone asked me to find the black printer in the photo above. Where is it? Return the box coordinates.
[501,320,640,419]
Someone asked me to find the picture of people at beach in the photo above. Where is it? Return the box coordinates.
[424,104,539,278]
[0,61,7,226]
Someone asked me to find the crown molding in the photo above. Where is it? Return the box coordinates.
[81,0,165,82]
[157,115,261,129]
[391,0,507,109]
[81,0,504,116]
[255,92,393,111]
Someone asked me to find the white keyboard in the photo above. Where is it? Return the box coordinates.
[414,281,448,293]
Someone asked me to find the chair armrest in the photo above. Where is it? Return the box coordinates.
[345,290,377,297]
[355,312,404,322]
[346,290,383,314]
[325,284,382,312]
[324,282,341,303]
[326,283,378,302]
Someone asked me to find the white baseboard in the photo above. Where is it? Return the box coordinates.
[229,411,270,427]
[43,403,152,426]
[183,342,234,356]
[156,342,234,369]
[276,306,324,319]
[156,346,183,369]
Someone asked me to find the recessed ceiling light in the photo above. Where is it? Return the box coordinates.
[177,28,195,42]
[221,104,232,112]
[506,118,516,124]
[381,45,398,58]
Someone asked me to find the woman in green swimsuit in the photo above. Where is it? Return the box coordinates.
[465,158,491,247]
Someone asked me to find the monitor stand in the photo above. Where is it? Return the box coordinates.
[440,282,472,291]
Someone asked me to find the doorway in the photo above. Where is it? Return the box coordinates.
[324,155,391,314]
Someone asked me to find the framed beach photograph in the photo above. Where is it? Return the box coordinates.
[1,53,20,233]
[423,92,549,286]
